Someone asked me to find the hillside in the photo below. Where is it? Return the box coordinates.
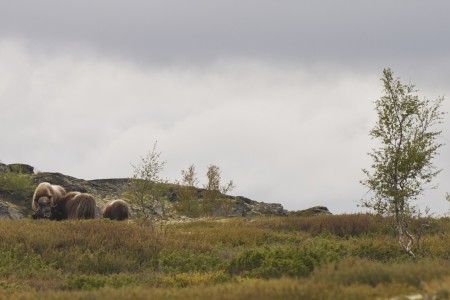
[0,163,290,219]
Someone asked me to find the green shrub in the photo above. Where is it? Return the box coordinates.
[227,247,326,279]
[0,280,29,292]
[77,250,122,274]
[227,249,264,276]
[63,275,108,290]
[0,171,33,195]
[436,289,449,300]
[351,239,404,261]
[159,249,225,273]
[0,246,56,279]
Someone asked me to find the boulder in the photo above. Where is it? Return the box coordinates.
[0,163,34,174]
[213,196,287,217]
[291,206,332,217]
[0,199,25,220]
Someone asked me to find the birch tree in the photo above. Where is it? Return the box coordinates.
[361,68,445,257]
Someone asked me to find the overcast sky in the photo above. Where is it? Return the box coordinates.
[1,1,450,214]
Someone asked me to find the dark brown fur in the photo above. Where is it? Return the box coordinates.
[32,182,66,219]
[103,199,129,221]
[51,192,96,220]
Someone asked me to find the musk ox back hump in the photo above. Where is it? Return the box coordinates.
[66,193,96,220]
[51,191,80,221]
[103,199,129,221]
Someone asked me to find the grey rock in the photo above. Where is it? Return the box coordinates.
[213,196,287,217]
[0,163,34,174]
[0,199,25,220]
[33,173,129,198]
[291,206,332,216]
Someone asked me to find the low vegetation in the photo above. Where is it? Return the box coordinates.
[0,214,449,299]
[0,167,34,209]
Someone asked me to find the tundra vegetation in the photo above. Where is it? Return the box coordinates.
[0,165,34,207]
[0,215,449,299]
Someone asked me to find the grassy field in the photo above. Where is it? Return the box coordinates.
[0,214,449,299]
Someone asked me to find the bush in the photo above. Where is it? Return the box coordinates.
[159,249,225,273]
[0,246,56,279]
[62,274,139,291]
[0,170,34,206]
[227,247,327,279]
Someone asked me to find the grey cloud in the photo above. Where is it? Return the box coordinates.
[1,1,449,67]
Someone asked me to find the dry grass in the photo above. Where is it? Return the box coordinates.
[0,215,449,299]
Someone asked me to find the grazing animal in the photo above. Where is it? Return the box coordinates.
[103,199,130,221]
[51,192,97,220]
[32,182,66,219]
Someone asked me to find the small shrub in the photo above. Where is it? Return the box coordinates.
[77,250,122,274]
[227,249,264,276]
[0,280,29,292]
[227,247,325,279]
[162,271,232,288]
[0,247,55,279]
[436,289,449,300]
[63,275,107,290]
[0,170,34,208]
[351,239,404,261]
[159,249,224,273]
[62,274,139,291]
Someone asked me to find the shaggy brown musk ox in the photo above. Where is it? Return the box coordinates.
[32,182,66,219]
[51,191,97,220]
[103,199,130,221]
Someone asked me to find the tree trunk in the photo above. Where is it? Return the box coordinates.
[397,221,415,257]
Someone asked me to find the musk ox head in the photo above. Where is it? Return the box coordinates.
[32,195,53,219]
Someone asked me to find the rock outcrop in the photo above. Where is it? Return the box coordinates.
[222,196,286,217]
[291,206,332,216]
[0,163,34,174]
[32,173,129,199]
[0,199,25,220]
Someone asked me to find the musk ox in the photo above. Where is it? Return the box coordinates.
[32,182,66,219]
[51,191,97,220]
[103,199,130,221]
